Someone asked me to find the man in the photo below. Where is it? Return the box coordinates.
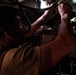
[0,3,73,75]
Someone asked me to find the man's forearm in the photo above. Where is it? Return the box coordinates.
[25,14,48,37]
[60,16,73,35]
[58,16,73,45]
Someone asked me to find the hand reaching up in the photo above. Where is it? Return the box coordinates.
[58,3,72,19]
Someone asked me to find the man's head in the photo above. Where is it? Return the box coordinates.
[0,6,29,36]
[0,6,29,50]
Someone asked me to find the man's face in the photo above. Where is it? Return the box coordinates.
[13,15,28,36]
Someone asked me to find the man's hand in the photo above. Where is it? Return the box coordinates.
[58,3,72,19]
[42,3,56,21]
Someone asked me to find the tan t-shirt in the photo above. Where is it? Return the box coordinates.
[0,46,40,75]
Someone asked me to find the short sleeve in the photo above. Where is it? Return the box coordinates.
[1,46,40,75]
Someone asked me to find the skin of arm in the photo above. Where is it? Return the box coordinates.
[25,4,54,37]
[38,3,73,75]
